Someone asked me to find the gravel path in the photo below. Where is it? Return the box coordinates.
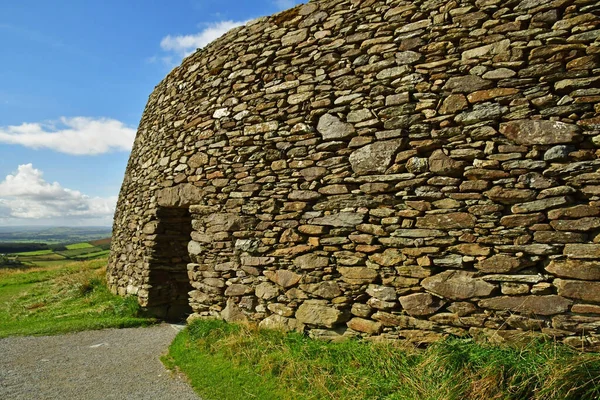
[0,324,200,400]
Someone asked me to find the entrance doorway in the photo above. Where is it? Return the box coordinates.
[145,207,193,321]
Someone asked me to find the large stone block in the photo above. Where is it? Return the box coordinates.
[499,120,580,145]
[310,212,364,227]
[157,184,204,208]
[546,259,600,280]
[416,213,476,229]
[317,114,355,140]
[479,295,571,316]
[293,253,329,270]
[476,254,526,273]
[399,293,446,316]
[349,139,405,175]
[555,279,600,302]
[428,149,466,177]
[295,302,347,328]
[264,270,302,288]
[338,267,378,284]
[421,271,496,300]
[564,244,600,259]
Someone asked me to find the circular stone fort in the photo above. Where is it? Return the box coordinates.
[108,0,600,348]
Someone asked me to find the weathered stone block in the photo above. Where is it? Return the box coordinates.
[301,281,342,299]
[399,293,446,316]
[157,184,204,208]
[484,187,536,204]
[546,259,600,281]
[555,279,600,303]
[349,139,405,175]
[296,302,346,328]
[264,270,302,288]
[499,120,580,145]
[551,218,600,232]
[534,231,587,243]
[259,315,304,332]
[310,212,364,227]
[421,271,495,300]
[317,114,355,140]
[416,213,476,229]
[338,267,378,284]
[347,318,382,334]
[564,244,600,259]
[479,296,571,316]
[443,75,493,93]
[293,253,329,270]
[429,150,466,177]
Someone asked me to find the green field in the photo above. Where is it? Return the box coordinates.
[65,242,95,250]
[76,250,111,259]
[56,246,104,258]
[13,249,54,256]
[3,238,112,267]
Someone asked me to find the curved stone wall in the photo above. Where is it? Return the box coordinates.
[109,0,600,348]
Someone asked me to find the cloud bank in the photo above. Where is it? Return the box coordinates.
[0,164,116,224]
[160,20,247,57]
[0,117,136,155]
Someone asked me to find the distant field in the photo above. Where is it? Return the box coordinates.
[22,260,74,267]
[19,254,66,262]
[2,238,112,267]
[56,247,104,258]
[76,250,110,259]
[65,242,95,250]
[14,249,54,256]
[90,238,111,247]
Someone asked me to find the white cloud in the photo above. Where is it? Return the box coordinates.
[0,117,136,155]
[273,0,297,9]
[0,164,116,224]
[160,20,247,57]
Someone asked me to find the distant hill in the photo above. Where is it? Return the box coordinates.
[0,226,112,244]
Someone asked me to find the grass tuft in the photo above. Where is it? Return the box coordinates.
[165,319,600,400]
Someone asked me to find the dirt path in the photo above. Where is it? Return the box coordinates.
[0,324,200,400]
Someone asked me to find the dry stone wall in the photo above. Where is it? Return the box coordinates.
[108,0,600,348]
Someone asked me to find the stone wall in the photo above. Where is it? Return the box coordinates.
[108,0,600,348]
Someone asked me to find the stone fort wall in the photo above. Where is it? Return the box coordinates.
[108,0,600,348]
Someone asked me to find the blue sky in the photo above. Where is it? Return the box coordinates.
[0,0,303,227]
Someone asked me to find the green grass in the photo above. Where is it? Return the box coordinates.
[0,256,157,337]
[14,249,54,256]
[56,246,103,258]
[18,253,66,262]
[164,319,600,400]
[75,250,111,259]
[65,242,95,250]
[19,260,72,267]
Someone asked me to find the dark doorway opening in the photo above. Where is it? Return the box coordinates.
[146,207,193,321]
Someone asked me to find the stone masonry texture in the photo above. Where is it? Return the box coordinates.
[108,0,600,350]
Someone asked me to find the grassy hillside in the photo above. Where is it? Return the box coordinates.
[0,256,156,337]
